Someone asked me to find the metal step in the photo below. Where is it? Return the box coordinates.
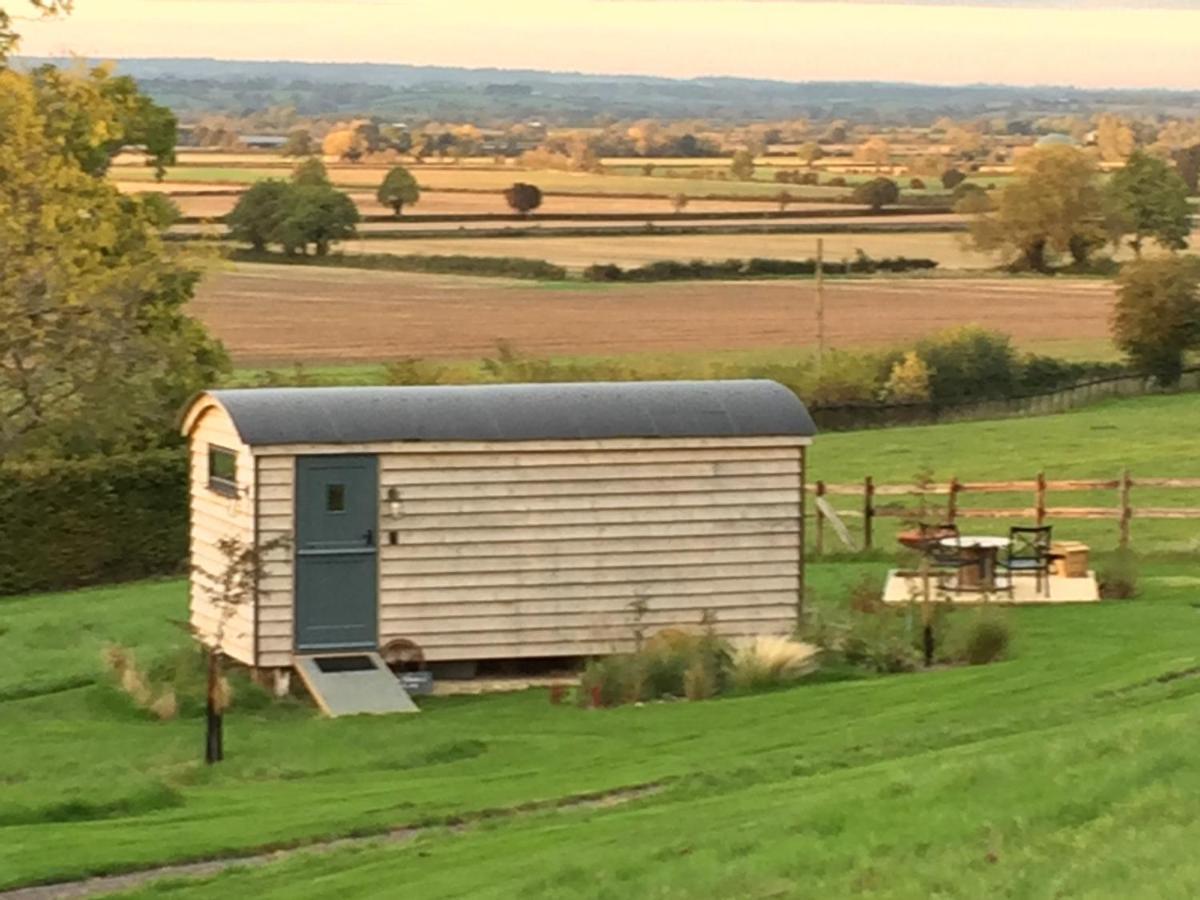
[294,652,420,717]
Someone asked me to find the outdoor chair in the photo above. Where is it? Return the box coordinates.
[998,525,1053,598]
[917,522,974,592]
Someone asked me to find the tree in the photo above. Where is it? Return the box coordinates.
[227,180,290,251]
[853,177,900,212]
[1095,114,1136,163]
[1171,144,1200,196]
[504,182,542,216]
[377,166,420,216]
[280,129,314,157]
[1105,151,1192,257]
[796,142,823,167]
[884,351,933,404]
[0,68,226,458]
[29,63,178,180]
[670,192,689,214]
[776,190,793,212]
[274,184,360,256]
[855,137,891,170]
[729,149,755,180]
[292,156,331,187]
[1111,257,1200,386]
[322,128,363,161]
[941,168,967,190]
[965,145,1103,271]
[192,535,288,764]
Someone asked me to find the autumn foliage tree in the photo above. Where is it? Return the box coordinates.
[965,145,1103,271]
[1111,257,1200,386]
[0,66,226,457]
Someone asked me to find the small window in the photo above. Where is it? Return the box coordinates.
[326,483,347,513]
[208,446,238,496]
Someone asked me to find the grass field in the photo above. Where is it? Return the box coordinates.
[4,394,1200,896]
[190,264,1117,366]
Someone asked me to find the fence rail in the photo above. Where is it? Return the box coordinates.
[810,368,1200,432]
[809,469,1199,553]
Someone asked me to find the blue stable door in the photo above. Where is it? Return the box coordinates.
[294,455,379,652]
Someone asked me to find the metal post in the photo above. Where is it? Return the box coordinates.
[863,475,874,551]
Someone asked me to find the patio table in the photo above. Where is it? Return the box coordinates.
[938,535,1010,591]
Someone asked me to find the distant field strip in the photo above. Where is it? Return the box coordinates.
[190,264,1115,365]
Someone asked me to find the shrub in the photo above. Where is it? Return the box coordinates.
[915,327,1020,407]
[909,177,926,190]
[580,627,732,706]
[504,182,543,215]
[1098,550,1139,600]
[827,176,847,187]
[730,636,818,692]
[960,612,1012,665]
[941,168,967,189]
[0,451,188,596]
[228,249,568,281]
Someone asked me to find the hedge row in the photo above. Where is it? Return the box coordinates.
[0,451,189,597]
[583,254,939,282]
[229,249,569,281]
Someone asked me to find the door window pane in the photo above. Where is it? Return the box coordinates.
[326,483,347,513]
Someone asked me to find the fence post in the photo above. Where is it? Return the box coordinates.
[1119,468,1132,549]
[863,475,875,551]
[947,476,959,523]
[1036,471,1047,526]
[814,480,826,557]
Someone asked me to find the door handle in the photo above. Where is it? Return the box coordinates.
[363,528,374,547]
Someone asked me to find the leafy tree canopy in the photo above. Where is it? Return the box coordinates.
[504,182,543,215]
[1111,257,1200,386]
[966,145,1103,271]
[853,177,900,211]
[1106,150,1192,256]
[377,166,420,216]
[29,63,177,180]
[0,68,226,458]
[291,156,331,187]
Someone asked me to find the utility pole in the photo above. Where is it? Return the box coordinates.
[815,238,826,373]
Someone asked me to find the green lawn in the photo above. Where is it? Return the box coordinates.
[3,395,1200,896]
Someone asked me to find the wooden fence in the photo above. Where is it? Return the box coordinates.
[809,470,1200,553]
[811,368,1200,433]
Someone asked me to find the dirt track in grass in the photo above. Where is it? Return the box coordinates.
[189,263,1116,366]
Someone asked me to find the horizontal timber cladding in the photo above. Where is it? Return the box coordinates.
[255,454,296,668]
[250,438,806,665]
[186,403,256,666]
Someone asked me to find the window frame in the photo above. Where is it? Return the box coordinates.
[207,444,239,497]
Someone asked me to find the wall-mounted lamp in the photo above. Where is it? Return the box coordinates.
[386,487,402,518]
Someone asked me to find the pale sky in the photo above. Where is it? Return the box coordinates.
[15,0,1200,89]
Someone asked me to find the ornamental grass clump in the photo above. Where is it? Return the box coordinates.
[730,636,819,692]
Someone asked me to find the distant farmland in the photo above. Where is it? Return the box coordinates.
[190,263,1116,366]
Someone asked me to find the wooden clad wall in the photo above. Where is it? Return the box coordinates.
[256,456,296,668]
[251,437,805,665]
[187,405,256,666]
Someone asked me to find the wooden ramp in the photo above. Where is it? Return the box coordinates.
[294,653,420,717]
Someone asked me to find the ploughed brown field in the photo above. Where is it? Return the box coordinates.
[191,263,1116,366]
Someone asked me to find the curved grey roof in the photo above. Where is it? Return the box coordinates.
[203,381,815,446]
